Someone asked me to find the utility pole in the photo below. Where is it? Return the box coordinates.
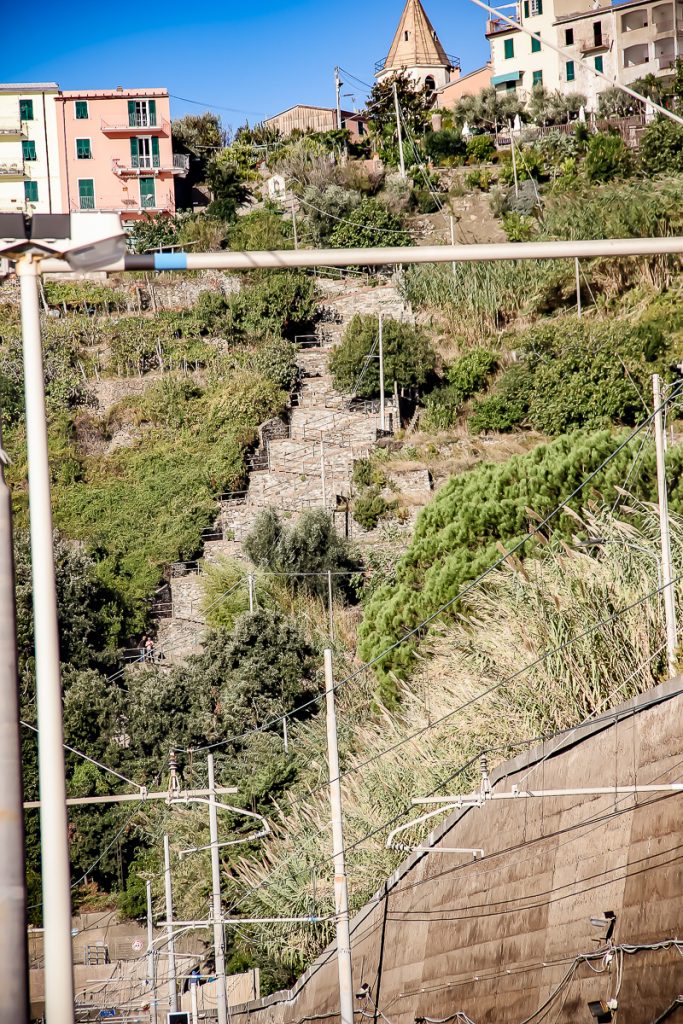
[146,880,158,1024]
[323,649,354,1024]
[509,121,519,197]
[191,979,199,1024]
[248,574,255,614]
[378,313,386,434]
[575,258,582,318]
[653,374,678,676]
[163,834,178,1013]
[208,754,229,1024]
[291,198,299,250]
[335,67,343,133]
[0,417,30,1024]
[17,256,75,1024]
[393,82,407,180]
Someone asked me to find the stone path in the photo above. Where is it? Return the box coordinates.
[153,276,412,664]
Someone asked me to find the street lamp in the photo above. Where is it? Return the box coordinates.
[0,212,126,1024]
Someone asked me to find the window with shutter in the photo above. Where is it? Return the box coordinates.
[128,100,136,127]
[76,138,92,159]
[140,177,156,209]
[24,180,38,202]
[151,136,160,167]
[532,36,541,51]
[22,140,36,161]
[566,60,575,81]
[504,38,514,58]
[78,179,95,209]
[19,99,34,120]
[75,101,89,119]
[149,100,157,126]
[595,55,604,72]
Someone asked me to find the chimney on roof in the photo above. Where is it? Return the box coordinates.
[116,85,123,92]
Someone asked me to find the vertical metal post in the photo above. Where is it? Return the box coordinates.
[283,716,289,753]
[378,314,385,434]
[17,256,75,1024]
[191,980,199,1024]
[208,754,229,1024]
[327,569,335,643]
[509,121,519,197]
[248,574,255,614]
[321,438,327,508]
[163,834,178,1013]
[0,417,30,1024]
[653,374,678,676]
[335,66,343,132]
[146,880,157,1024]
[449,215,457,276]
[323,649,354,1024]
[575,258,582,318]
[292,199,299,250]
[393,83,406,180]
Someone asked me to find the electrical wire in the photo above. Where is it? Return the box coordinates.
[20,720,144,793]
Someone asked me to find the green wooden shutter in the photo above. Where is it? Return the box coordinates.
[130,137,139,167]
[504,38,514,58]
[128,100,136,126]
[79,179,95,209]
[140,177,156,208]
[523,1,529,17]
[22,140,36,160]
[595,55,604,72]
[20,99,34,120]
[566,61,575,81]
[151,136,160,167]
[149,100,157,126]
[532,36,541,52]
[24,180,38,202]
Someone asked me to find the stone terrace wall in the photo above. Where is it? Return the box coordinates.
[229,678,683,1024]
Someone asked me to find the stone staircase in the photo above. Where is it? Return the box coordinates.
[151,277,413,663]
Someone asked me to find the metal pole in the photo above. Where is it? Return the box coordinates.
[248,574,255,614]
[378,313,385,434]
[283,716,289,753]
[509,121,519,197]
[0,416,30,1024]
[291,199,299,250]
[208,754,228,1024]
[653,374,678,676]
[393,83,407,180]
[327,569,335,643]
[191,981,199,1024]
[323,649,354,1024]
[17,256,75,1024]
[321,438,327,508]
[146,880,157,1024]
[163,834,178,1013]
[335,67,343,132]
[449,216,457,276]
[575,258,582,318]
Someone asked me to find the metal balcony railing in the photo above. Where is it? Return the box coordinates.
[0,124,23,137]
[112,153,189,176]
[580,34,611,52]
[0,163,25,177]
[101,116,170,134]
[79,195,96,210]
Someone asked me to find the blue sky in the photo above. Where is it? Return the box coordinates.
[3,0,490,129]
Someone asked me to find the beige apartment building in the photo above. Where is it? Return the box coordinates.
[487,0,683,109]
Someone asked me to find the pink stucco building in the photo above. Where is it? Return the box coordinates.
[54,88,188,224]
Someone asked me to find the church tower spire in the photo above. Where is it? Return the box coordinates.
[376,0,456,92]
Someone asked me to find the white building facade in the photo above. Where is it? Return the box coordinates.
[488,0,683,109]
[0,84,63,213]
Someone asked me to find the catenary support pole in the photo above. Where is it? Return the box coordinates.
[0,417,30,1024]
[163,834,178,1013]
[17,255,75,1024]
[653,374,678,675]
[324,649,354,1024]
[393,83,406,180]
[208,754,229,1024]
[191,980,199,1024]
[575,258,582,319]
[291,198,299,250]
[378,313,385,434]
[248,574,255,614]
[335,67,343,133]
[146,880,157,1024]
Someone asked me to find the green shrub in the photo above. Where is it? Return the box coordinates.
[639,117,683,175]
[424,129,466,165]
[421,386,462,430]
[466,135,496,163]
[585,132,633,182]
[227,272,317,339]
[226,208,293,251]
[412,188,441,213]
[44,281,127,312]
[502,211,536,241]
[302,185,362,245]
[447,349,498,401]
[250,336,298,392]
[329,198,412,249]
[352,458,387,489]
[464,168,492,191]
[329,314,436,397]
[358,429,681,692]
[353,489,395,530]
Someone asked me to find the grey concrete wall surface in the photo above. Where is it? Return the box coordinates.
[229,679,683,1024]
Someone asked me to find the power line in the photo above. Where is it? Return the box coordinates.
[169,94,268,118]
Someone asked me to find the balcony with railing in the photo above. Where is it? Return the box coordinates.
[0,122,25,139]
[101,116,170,135]
[111,153,189,176]
[0,161,26,178]
[580,33,611,53]
[374,51,461,73]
